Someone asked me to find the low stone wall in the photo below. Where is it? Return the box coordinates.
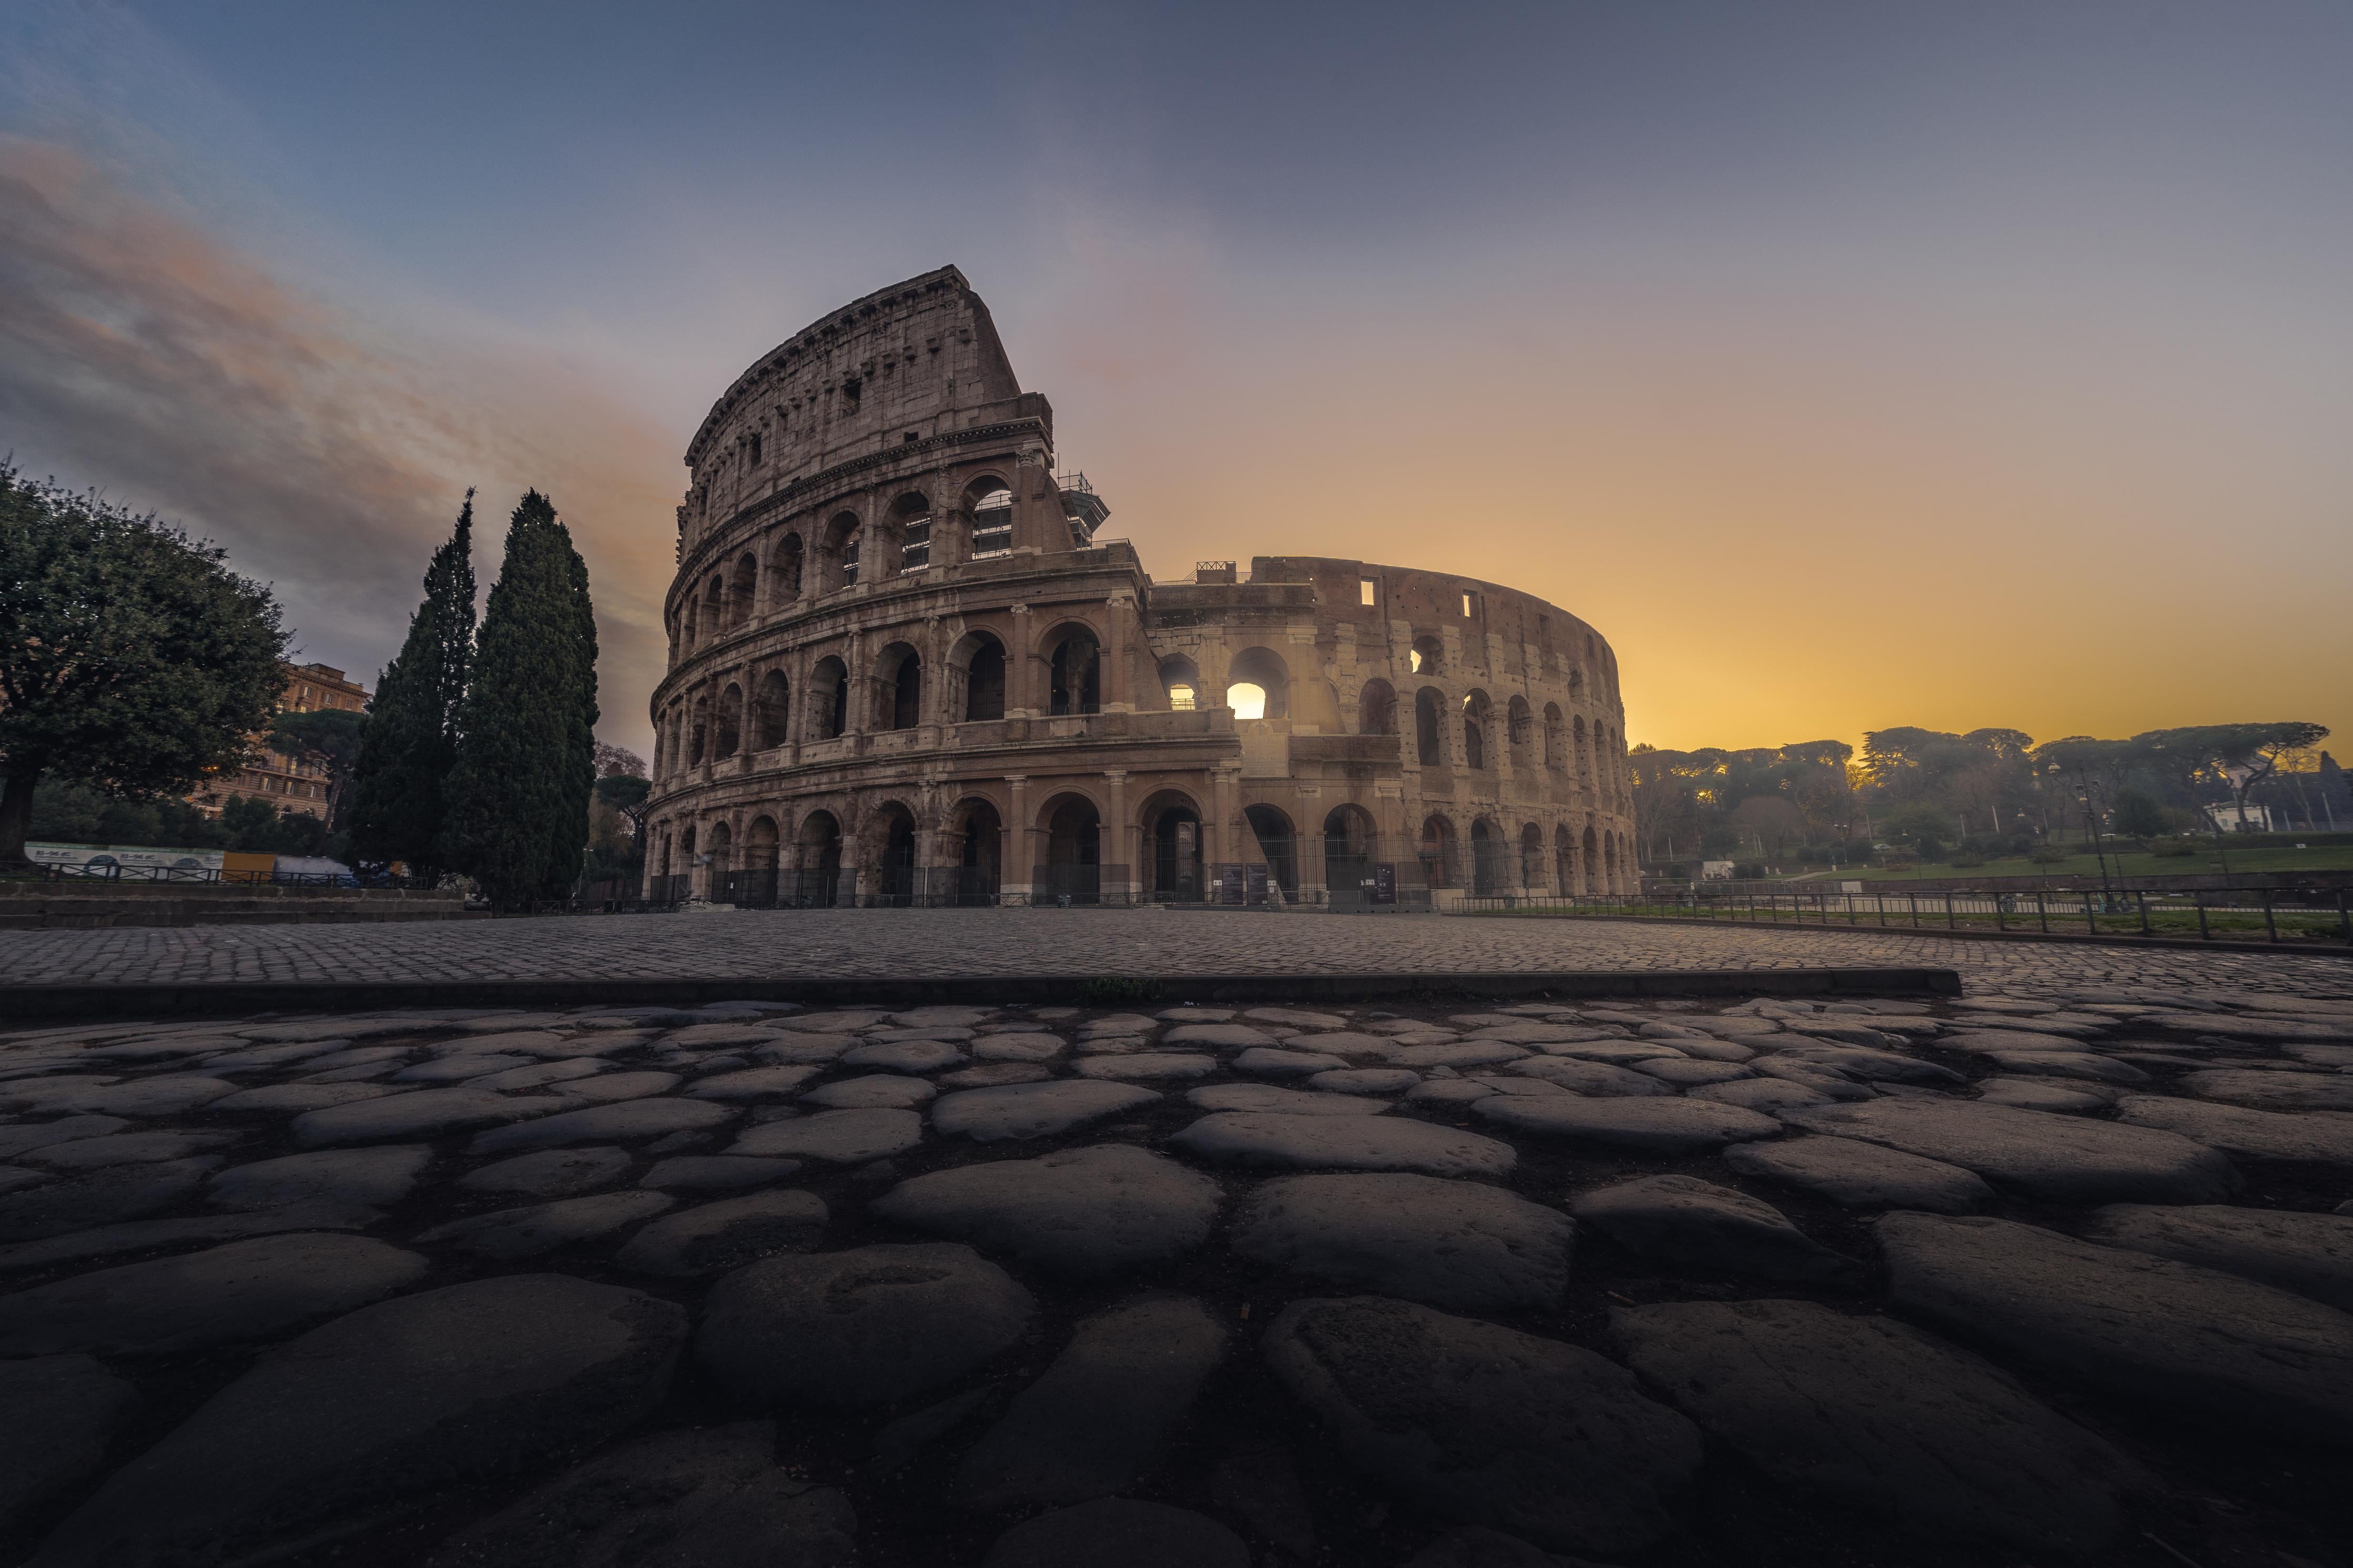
[0,882,480,930]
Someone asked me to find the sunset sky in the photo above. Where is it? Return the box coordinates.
[4,1,2348,763]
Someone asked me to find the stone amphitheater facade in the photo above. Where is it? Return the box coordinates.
[646,267,1636,907]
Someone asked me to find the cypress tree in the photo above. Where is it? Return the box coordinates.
[444,491,597,904]
[347,492,475,877]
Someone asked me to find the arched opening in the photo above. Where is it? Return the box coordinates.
[688,692,710,766]
[1543,703,1565,773]
[1461,691,1492,771]
[728,552,757,628]
[1243,804,1298,901]
[809,656,848,741]
[715,683,743,760]
[798,811,843,906]
[966,479,1014,559]
[826,511,860,590]
[944,797,1002,905]
[1040,794,1101,904]
[1507,696,1533,770]
[1158,654,1200,712]
[890,492,932,574]
[1569,667,1586,701]
[1520,822,1545,891]
[866,802,918,906]
[956,632,1007,722]
[773,534,805,604]
[707,573,726,637]
[1226,646,1291,723]
[739,816,780,907]
[1358,678,1397,736]
[876,642,922,731]
[1323,804,1378,911]
[1415,686,1445,767]
[706,820,733,900]
[1582,824,1601,894]
[1047,626,1100,716]
[1469,817,1504,895]
[753,671,790,751]
[1554,823,1575,895]
[1141,791,1204,903]
[1410,634,1444,676]
[1417,814,1459,889]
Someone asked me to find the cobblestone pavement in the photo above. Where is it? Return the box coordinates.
[2,980,2350,1566]
[2,907,2349,995]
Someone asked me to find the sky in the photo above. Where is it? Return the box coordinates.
[3,0,2348,764]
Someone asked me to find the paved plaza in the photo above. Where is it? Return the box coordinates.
[2,922,2350,1566]
[2,907,2348,995]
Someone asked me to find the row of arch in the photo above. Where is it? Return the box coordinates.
[1357,680,1624,787]
[656,624,1106,776]
[653,785,1631,902]
[673,475,1020,659]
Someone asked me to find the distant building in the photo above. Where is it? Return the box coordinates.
[188,661,367,817]
[2206,801,2275,833]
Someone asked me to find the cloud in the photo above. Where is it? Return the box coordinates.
[0,136,678,752]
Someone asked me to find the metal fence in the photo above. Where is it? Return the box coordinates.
[1455,884,2353,946]
[8,862,437,891]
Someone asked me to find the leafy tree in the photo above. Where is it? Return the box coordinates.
[2134,723,2330,823]
[348,493,476,875]
[219,794,281,852]
[594,742,646,778]
[444,492,598,903]
[270,708,365,828]
[0,465,286,864]
[2110,787,2167,843]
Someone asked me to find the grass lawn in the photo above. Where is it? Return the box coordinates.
[1803,845,2353,882]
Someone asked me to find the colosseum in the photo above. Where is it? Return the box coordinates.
[645,267,1636,908]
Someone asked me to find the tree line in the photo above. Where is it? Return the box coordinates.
[1629,721,2341,869]
[1,467,614,904]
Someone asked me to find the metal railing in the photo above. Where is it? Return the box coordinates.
[1455,884,2353,945]
[8,862,437,891]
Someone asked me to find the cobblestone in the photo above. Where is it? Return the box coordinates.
[1,908,2348,993]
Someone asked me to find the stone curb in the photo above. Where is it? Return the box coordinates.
[0,967,1960,1020]
[1471,912,2353,960]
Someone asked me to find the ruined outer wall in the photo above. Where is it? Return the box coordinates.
[645,271,1637,904]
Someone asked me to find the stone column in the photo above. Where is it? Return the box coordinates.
[1211,766,1237,875]
[1004,774,1030,905]
[1105,593,1134,713]
[1103,769,1130,903]
[1009,602,1034,718]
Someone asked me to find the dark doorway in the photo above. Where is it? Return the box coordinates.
[1042,796,1101,903]
[1323,805,1377,911]
[1049,631,1101,716]
[1148,802,1204,903]
[1244,805,1298,901]
[966,640,1006,722]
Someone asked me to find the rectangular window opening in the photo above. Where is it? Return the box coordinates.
[1359,579,1377,606]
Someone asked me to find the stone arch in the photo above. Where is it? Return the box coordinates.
[808,655,849,741]
[753,670,790,751]
[771,532,805,605]
[798,810,843,905]
[1243,802,1299,900]
[1139,787,1206,902]
[1519,822,1545,889]
[1461,689,1493,771]
[706,570,727,636]
[1157,653,1201,712]
[1469,816,1504,895]
[1041,622,1101,716]
[1410,634,1444,676]
[862,798,920,904]
[875,641,922,731]
[1225,644,1291,723]
[1417,813,1459,889]
[1414,686,1446,767]
[1358,677,1397,736]
[1583,823,1601,894]
[823,510,861,590]
[715,682,744,760]
[745,814,781,869]
[1507,696,1534,770]
[1554,823,1576,895]
[706,818,734,895]
[942,794,1003,902]
[1543,702,1565,773]
[951,629,1007,723]
[964,475,1014,559]
[688,691,710,766]
[727,552,757,628]
[1037,790,1103,903]
[1323,803,1379,908]
[1569,666,1586,700]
